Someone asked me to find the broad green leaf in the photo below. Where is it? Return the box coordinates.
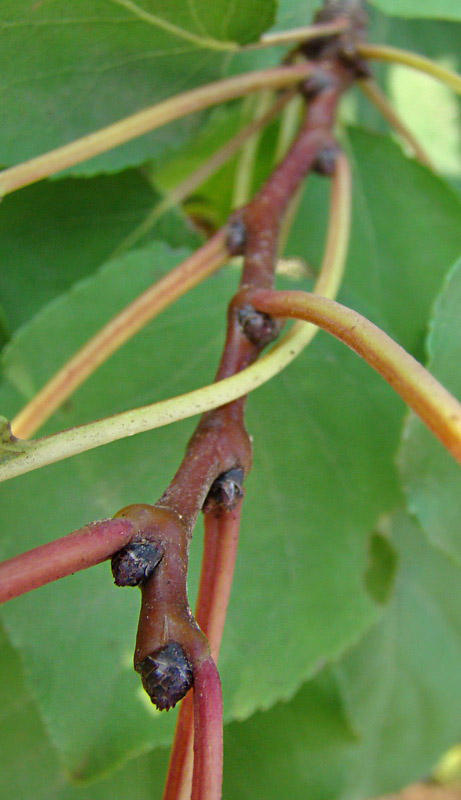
[0,623,60,799]
[223,671,357,800]
[336,511,461,799]
[369,0,461,21]
[287,128,461,357]
[0,1,275,176]
[399,259,461,564]
[0,620,170,800]
[0,170,198,332]
[0,238,402,777]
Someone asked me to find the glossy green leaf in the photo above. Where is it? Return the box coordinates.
[336,511,461,799]
[0,0,275,176]
[0,235,403,776]
[369,0,461,21]
[399,259,461,564]
[0,170,198,332]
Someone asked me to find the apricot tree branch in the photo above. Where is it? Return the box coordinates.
[158,24,358,796]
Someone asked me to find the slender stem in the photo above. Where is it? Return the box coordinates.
[359,79,434,168]
[12,230,229,439]
[249,289,461,462]
[191,657,223,800]
[162,503,242,800]
[0,63,314,197]
[113,92,294,260]
[0,154,351,484]
[0,518,134,603]
[198,505,243,663]
[357,44,461,94]
[162,693,195,800]
[244,19,349,50]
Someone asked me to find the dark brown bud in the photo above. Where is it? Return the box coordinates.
[204,467,244,512]
[238,304,279,347]
[136,642,194,710]
[313,145,340,176]
[226,214,247,255]
[111,540,163,587]
[301,71,335,100]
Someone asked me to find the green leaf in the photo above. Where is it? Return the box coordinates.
[0,623,60,799]
[287,128,461,356]
[399,258,461,564]
[0,170,198,332]
[223,671,357,800]
[335,510,461,799]
[0,0,276,176]
[0,620,170,800]
[369,0,461,21]
[0,238,403,777]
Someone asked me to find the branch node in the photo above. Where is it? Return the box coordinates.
[238,304,280,347]
[111,539,164,587]
[203,467,244,513]
[136,642,194,711]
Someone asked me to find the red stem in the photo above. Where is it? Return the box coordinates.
[198,505,242,663]
[0,518,135,603]
[163,502,242,800]
[191,657,223,800]
[162,503,242,800]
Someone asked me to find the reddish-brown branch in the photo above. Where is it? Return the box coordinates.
[134,18,362,800]
[0,518,135,603]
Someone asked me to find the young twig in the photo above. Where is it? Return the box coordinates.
[0,518,134,603]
